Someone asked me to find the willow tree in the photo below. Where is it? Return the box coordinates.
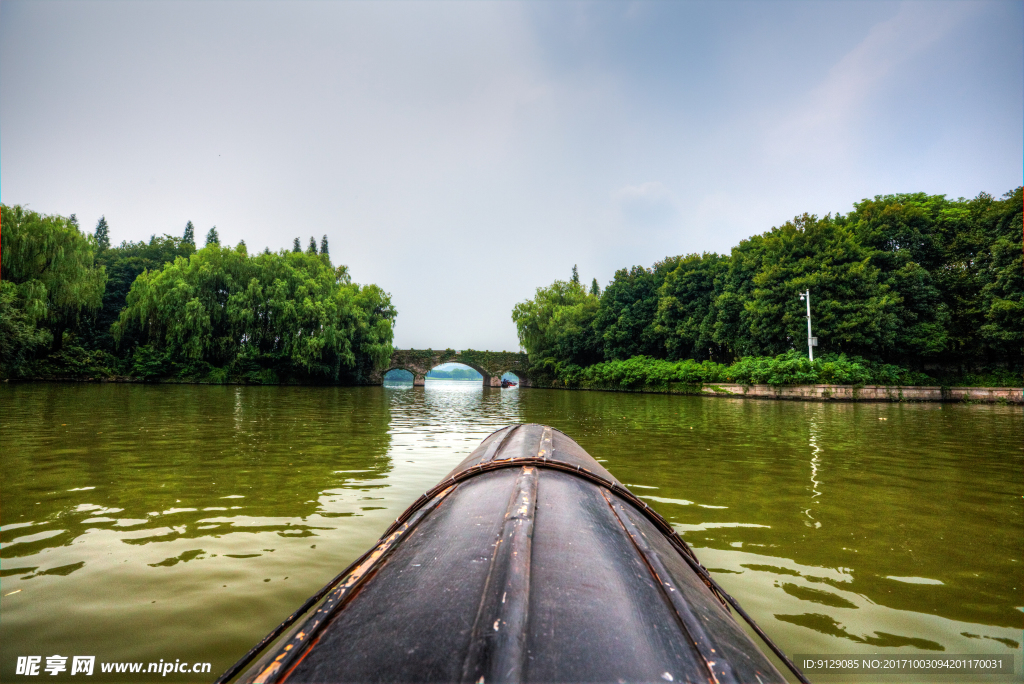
[86,234,196,352]
[0,205,106,356]
[113,245,395,381]
[512,276,601,376]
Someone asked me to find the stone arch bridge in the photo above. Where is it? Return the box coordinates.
[372,349,532,387]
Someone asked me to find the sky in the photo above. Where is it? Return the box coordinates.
[2,0,1021,352]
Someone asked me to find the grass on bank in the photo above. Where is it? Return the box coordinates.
[542,350,1022,391]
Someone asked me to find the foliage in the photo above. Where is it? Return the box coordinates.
[83,234,196,352]
[513,188,1023,386]
[595,259,680,361]
[512,276,602,375]
[0,280,51,374]
[924,366,1024,389]
[427,366,483,380]
[0,205,106,365]
[723,350,818,386]
[18,343,122,379]
[549,350,934,391]
[718,213,905,359]
[1,204,392,384]
[974,188,1023,362]
[384,368,414,382]
[112,245,395,382]
[94,216,110,251]
[654,252,727,361]
[555,356,723,391]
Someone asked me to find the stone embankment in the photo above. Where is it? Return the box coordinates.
[698,383,1022,403]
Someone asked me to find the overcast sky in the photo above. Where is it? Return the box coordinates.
[2,0,1021,351]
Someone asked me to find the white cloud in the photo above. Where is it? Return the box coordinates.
[767,1,971,160]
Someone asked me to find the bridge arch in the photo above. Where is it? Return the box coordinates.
[497,370,523,387]
[427,360,491,384]
[382,367,418,385]
[373,349,531,388]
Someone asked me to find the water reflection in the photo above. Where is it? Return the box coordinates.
[805,411,822,529]
[519,390,1023,673]
[1,383,1021,682]
[1,386,393,559]
[1,384,394,678]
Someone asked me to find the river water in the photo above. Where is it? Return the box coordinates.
[1,380,1021,682]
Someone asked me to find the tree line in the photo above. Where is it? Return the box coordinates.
[513,189,1022,388]
[0,205,396,383]
[426,366,484,380]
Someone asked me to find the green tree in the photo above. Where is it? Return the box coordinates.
[0,205,106,355]
[730,214,902,359]
[292,237,302,253]
[845,194,950,361]
[571,264,580,285]
[590,278,600,296]
[513,277,601,376]
[205,227,220,246]
[844,189,1023,365]
[113,245,395,381]
[0,280,51,373]
[516,187,1022,378]
[976,188,1023,363]
[655,253,727,361]
[550,295,602,367]
[934,190,1024,366]
[85,234,196,351]
[307,237,318,255]
[320,235,329,260]
[94,216,110,251]
[183,221,195,247]
[595,259,679,360]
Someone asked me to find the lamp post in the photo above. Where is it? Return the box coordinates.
[799,289,815,361]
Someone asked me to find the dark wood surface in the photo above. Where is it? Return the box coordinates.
[239,424,789,684]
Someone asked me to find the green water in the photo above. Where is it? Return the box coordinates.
[1,381,1021,682]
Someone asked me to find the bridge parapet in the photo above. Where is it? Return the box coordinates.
[375,349,531,387]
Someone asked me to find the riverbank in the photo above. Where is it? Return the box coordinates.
[530,381,1023,403]
[5,376,1021,403]
[699,383,1023,403]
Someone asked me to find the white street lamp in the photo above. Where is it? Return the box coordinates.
[799,289,816,361]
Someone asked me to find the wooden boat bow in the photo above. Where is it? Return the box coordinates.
[219,424,809,684]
